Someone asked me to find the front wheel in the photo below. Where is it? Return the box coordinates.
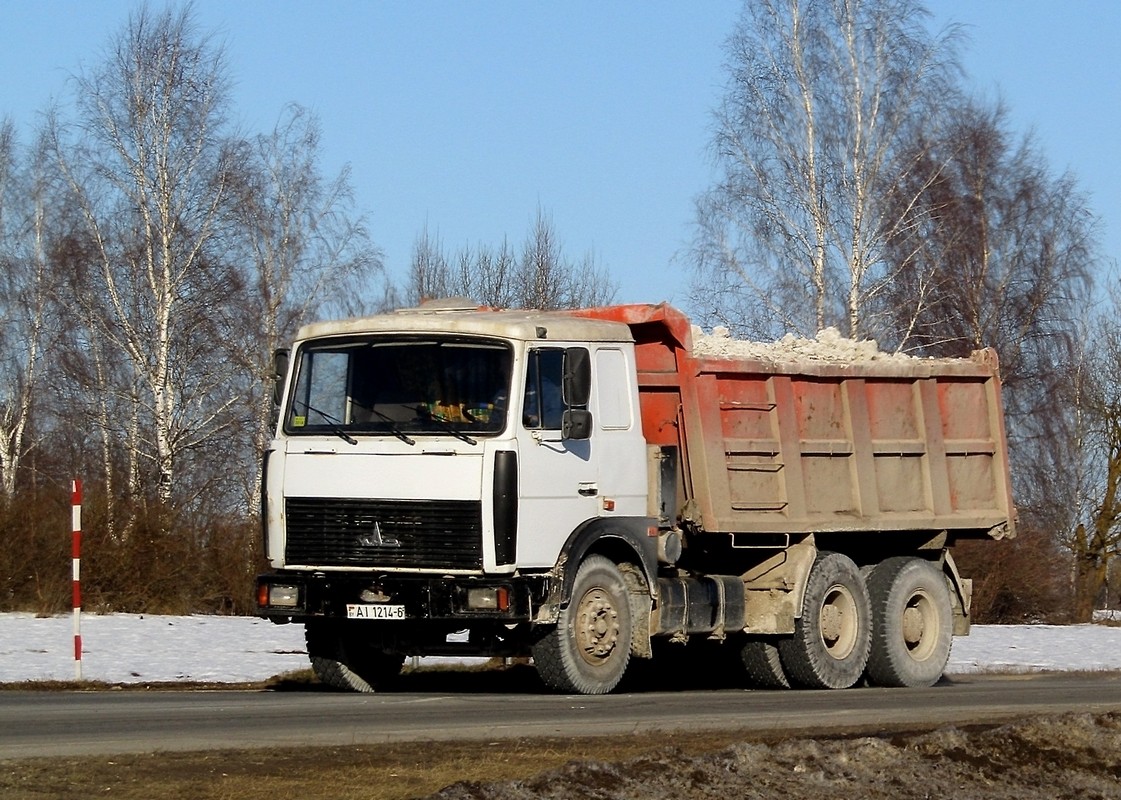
[532,555,633,694]
[865,557,953,688]
[778,552,871,689]
[305,620,405,693]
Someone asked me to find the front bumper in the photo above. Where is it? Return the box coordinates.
[256,571,549,623]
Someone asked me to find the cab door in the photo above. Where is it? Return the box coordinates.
[515,346,599,567]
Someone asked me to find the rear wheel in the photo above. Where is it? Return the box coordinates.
[532,555,633,694]
[779,552,871,689]
[865,557,953,688]
[305,620,405,693]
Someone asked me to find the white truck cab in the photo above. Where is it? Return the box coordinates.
[258,305,657,693]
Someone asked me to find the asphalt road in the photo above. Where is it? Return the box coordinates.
[3,673,1121,759]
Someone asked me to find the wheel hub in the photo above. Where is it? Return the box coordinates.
[902,605,926,646]
[575,588,620,664]
[819,585,858,659]
[902,590,937,658]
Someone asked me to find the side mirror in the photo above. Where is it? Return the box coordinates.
[562,348,592,439]
[562,409,593,440]
[272,348,290,406]
[563,347,591,406]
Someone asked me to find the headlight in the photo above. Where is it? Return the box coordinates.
[466,586,511,611]
[263,583,300,608]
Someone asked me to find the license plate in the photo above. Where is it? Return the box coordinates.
[346,603,406,620]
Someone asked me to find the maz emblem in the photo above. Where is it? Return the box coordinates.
[356,521,400,548]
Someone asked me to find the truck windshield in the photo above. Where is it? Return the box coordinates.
[285,337,512,439]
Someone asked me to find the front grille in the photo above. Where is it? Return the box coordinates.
[285,497,483,570]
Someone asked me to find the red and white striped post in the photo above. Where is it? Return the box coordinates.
[71,479,82,681]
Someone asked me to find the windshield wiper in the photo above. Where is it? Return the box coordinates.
[415,406,477,446]
[292,401,357,446]
[360,405,416,446]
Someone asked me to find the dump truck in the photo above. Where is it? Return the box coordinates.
[256,301,1014,694]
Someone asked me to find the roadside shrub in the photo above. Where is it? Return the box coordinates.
[0,483,263,616]
[0,486,70,614]
[955,523,1073,623]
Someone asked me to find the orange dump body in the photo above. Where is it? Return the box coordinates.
[571,303,1015,540]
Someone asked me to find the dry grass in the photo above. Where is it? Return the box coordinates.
[7,715,1121,800]
[0,731,758,800]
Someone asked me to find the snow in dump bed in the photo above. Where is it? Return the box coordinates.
[691,325,918,364]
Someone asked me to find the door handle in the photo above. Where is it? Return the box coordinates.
[578,483,599,497]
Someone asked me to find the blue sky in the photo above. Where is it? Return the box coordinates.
[2,1,1118,308]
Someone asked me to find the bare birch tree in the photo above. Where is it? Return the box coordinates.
[519,208,570,310]
[517,207,616,310]
[406,207,616,310]
[226,103,383,509]
[691,0,960,341]
[408,225,454,305]
[49,5,240,509]
[406,228,522,309]
[0,122,53,498]
[465,237,520,308]
[46,215,144,533]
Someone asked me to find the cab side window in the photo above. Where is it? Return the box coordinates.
[522,349,564,429]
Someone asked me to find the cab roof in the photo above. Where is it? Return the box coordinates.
[295,305,635,345]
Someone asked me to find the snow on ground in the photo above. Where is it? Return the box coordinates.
[1,613,1120,685]
[0,613,309,684]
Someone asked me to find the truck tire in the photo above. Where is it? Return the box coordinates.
[740,637,791,689]
[865,557,953,688]
[305,621,405,693]
[778,552,871,690]
[532,555,632,694]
